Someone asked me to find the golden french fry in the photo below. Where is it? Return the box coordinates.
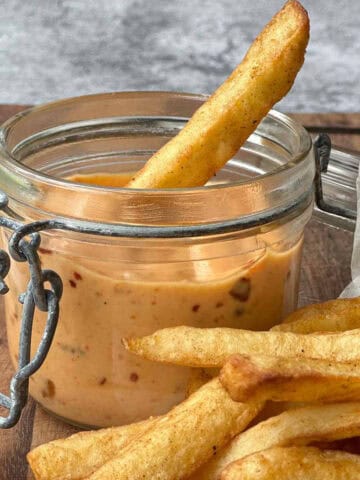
[127,0,309,188]
[273,297,360,333]
[27,418,157,480]
[192,402,360,479]
[123,326,360,368]
[220,446,360,480]
[85,378,262,480]
[220,354,360,403]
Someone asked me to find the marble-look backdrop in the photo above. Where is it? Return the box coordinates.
[0,0,358,111]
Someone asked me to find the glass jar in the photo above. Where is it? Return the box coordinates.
[0,92,314,428]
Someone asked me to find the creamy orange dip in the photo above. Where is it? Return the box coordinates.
[4,173,303,427]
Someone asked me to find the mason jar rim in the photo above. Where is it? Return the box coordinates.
[0,91,315,234]
[0,91,312,194]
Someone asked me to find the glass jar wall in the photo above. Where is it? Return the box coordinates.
[0,92,314,427]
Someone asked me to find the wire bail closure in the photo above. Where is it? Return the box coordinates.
[0,133,356,428]
[313,133,357,231]
[0,206,63,428]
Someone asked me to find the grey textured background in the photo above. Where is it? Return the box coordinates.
[0,0,358,111]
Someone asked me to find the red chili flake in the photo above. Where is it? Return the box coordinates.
[69,279,77,288]
[38,247,52,255]
[212,445,217,455]
[99,377,107,385]
[130,372,139,382]
[229,278,251,302]
[74,271,82,281]
[192,304,200,313]
[216,302,224,308]
[41,379,56,398]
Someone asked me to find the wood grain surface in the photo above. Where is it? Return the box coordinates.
[0,106,358,479]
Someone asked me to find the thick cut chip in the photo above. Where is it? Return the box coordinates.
[127,0,309,188]
[220,446,360,480]
[85,379,262,480]
[27,418,157,480]
[192,402,360,479]
[274,297,360,333]
[28,379,261,480]
[123,326,360,368]
[220,354,360,403]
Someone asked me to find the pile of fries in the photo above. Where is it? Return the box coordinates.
[28,297,360,479]
[26,1,360,479]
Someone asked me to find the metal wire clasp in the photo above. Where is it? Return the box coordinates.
[314,133,357,230]
[0,193,62,429]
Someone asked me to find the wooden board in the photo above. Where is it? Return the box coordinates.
[0,106,358,478]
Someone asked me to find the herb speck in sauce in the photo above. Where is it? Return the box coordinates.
[229,278,251,302]
[38,247,52,255]
[58,342,86,357]
[74,271,83,281]
[130,372,139,382]
[41,379,56,398]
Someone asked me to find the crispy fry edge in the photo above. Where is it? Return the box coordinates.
[127,0,309,188]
